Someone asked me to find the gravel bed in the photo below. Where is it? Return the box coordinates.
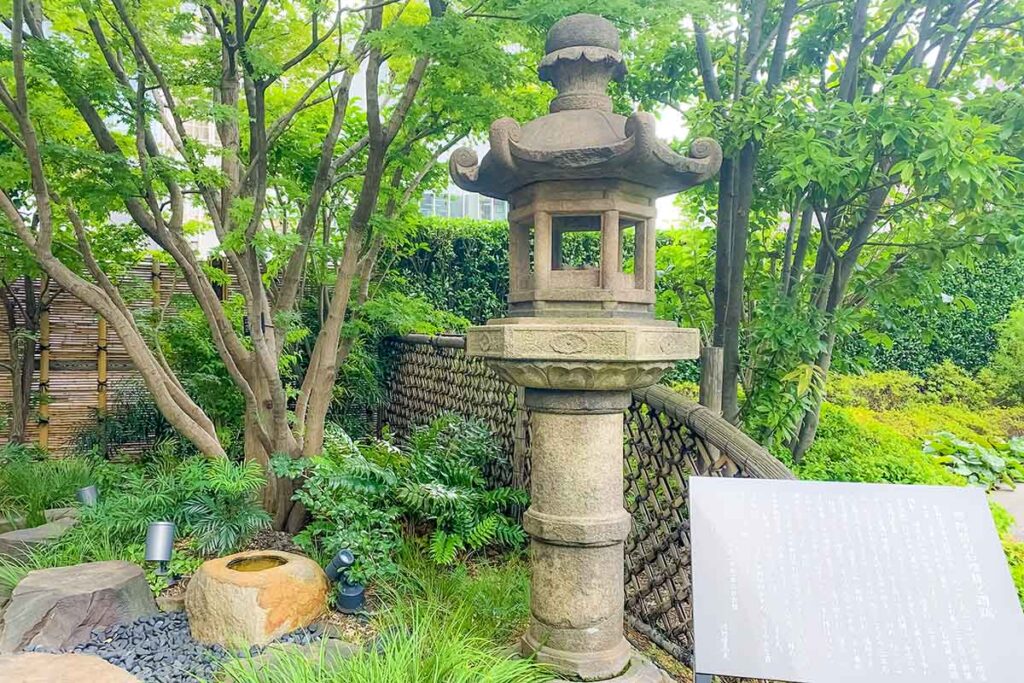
[23,612,325,683]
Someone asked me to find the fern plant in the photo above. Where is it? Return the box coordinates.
[182,459,270,556]
[280,416,528,578]
[398,415,528,565]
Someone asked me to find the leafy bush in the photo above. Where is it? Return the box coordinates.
[399,415,528,565]
[71,381,180,461]
[0,456,95,527]
[277,415,527,581]
[857,255,1024,374]
[826,370,924,411]
[923,432,1024,488]
[982,301,1024,406]
[795,405,963,486]
[921,360,994,409]
[275,428,405,581]
[86,454,270,556]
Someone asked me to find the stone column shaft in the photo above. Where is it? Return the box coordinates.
[521,389,633,680]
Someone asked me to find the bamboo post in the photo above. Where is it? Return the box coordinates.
[37,307,50,450]
[97,315,108,414]
[699,345,724,414]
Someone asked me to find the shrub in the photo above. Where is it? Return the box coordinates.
[983,301,1024,406]
[921,360,993,408]
[400,415,528,565]
[278,415,528,581]
[85,453,270,556]
[276,427,406,581]
[826,370,923,411]
[796,404,963,486]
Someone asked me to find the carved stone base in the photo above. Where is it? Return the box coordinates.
[466,318,698,390]
[538,652,674,683]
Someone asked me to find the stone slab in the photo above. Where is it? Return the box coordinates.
[0,517,78,562]
[0,652,141,682]
[691,477,1024,683]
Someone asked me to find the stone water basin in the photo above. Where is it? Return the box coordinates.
[184,550,328,649]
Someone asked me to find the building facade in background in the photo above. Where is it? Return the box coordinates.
[419,184,509,221]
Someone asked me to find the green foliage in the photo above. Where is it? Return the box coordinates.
[278,415,527,581]
[922,361,994,410]
[399,415,528,565]
[852,257,1024,375]
[72,382,180,461]
[827,370,925,411]
[383,218,512,325]
[794,404,963,486]
[923,432,1024,489]
[983,301,1024,406]
[158,298,246,445]
[217,546,548,683]
[275,428,405,582]
[180,459,271,556]
[84,452,270,556]
[382,217,600,326]
[0,456,95,527]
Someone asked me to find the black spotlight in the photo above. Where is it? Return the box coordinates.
[324,549,364,613]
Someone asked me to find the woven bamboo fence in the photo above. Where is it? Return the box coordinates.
[378,334,795,666]
[0,259,209,452]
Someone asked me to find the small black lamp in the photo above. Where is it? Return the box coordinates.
[75,485,99,506]
[145,521,175,576]
[324,548,364,613]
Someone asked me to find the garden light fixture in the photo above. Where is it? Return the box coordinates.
[145,521,175,576]
[324,548,364,613]
[75,485,99,506]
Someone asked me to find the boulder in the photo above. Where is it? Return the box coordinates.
[186,550,328,649]
[0,652,140,682]
[0,561,156,653]
[0,517,77,562]
[0,508,79,535]
[156,593,185,612]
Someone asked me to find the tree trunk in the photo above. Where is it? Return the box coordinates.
[720,142,759,424]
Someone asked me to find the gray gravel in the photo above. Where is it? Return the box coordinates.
[23,612,324,683]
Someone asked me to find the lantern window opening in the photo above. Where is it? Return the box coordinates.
[551,214,601,271]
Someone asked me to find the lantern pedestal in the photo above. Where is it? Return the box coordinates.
[468,320,696,681]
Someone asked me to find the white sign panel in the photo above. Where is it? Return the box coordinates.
[691,477,1024,683]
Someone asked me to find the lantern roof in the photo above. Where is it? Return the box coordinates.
[450,14,722,201]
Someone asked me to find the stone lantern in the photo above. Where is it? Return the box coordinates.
[451,13,721,683]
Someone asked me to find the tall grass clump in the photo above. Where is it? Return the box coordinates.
[217,546,550,683]
[0,455,95,526]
